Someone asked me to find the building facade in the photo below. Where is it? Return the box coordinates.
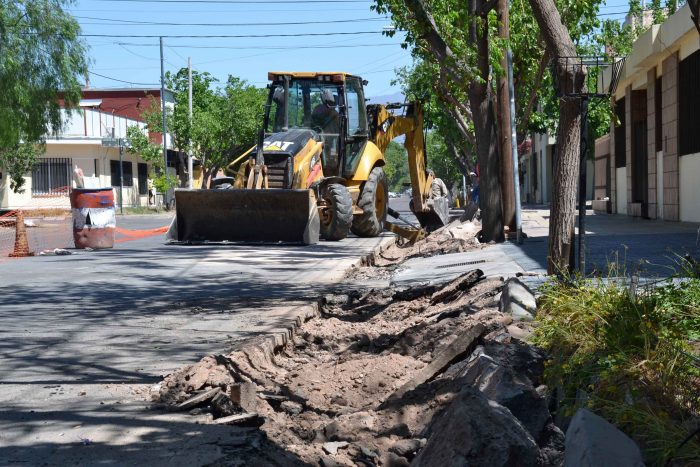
[0,88,174,210]
[595,4,700,222]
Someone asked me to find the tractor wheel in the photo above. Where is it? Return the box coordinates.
[320,183,353,241]
[351,166,388,237]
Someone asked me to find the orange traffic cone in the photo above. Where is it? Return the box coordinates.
[9,210,32,257]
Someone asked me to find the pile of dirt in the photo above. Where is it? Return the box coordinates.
[374,219,483,267]
[158,270,563,466]
[346,219,484,282]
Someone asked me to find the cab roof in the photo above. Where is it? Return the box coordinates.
[267,71,359,82]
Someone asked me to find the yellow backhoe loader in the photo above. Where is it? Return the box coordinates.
[170,71,449,244]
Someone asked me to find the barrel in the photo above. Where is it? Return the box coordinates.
[70,188,116,249]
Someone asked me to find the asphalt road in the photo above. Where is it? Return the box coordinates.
[0,213,390,466]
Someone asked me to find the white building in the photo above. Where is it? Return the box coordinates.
[0,88,175,211]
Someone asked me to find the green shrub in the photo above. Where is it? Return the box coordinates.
[533,277,700,465]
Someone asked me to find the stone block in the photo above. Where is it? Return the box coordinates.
[229,382,257,413]
[564,408,644,467]
[499,277,537,322]
[413,388,540,467]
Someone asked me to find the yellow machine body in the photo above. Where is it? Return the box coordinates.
[172,71,448,245]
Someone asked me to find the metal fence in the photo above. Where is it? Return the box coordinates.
[31,158,72,196]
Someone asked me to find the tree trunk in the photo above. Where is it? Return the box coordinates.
[528,0,585,274]
[496,0,515,230]
[469,0,504,243]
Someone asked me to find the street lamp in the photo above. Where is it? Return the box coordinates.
[689,0,700,35]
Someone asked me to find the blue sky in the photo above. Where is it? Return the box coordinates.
[70,0,633,98]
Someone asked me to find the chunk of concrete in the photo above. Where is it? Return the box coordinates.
[280,400,303,415]
[229,382,257,413]
[413,387,541,467]
[322,441,348,455]
[176,387,221,411]
[564,408,644,467]
[389,438,425,459]
[324,411,377,441]
[499,277,537,322]
[382,324,486,405]
[458,349,550,441]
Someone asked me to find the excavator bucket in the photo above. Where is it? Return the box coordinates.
[170,189,320,245]
[413,197,451,232]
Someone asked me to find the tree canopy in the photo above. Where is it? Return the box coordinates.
[129,69,266,188]
[0,0,88,192]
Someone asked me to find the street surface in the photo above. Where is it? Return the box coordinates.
[2,201,699,465]
[0,213,390,465]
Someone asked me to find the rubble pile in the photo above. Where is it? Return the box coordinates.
[372,219,483,267]
[158,268,563,466]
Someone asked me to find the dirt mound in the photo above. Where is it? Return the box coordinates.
[158,271,561,465]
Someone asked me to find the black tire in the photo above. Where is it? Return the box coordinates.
[351,166,388,237]
[320,183,353,241]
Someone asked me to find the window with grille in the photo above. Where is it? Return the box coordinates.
[680,49,700,156]
[615,98,626,168]
[31,158,72,196]
[110,160,133,187]
[137,163,148,195]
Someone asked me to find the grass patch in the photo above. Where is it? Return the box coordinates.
[23,208,71,218]
[533,276,700,465]
[118,206,169,215]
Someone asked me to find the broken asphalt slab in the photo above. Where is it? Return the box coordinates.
[390,245,538,288]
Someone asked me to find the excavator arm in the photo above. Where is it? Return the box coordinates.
[368,102,450,236]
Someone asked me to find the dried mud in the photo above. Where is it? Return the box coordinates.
[158,269,559,466]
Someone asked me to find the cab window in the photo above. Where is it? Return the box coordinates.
[343,77,368,177]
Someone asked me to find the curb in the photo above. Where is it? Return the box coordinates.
[233,301,322,362]
[164,236,394,390]
[241,236,393,362]
[355,234,396,268]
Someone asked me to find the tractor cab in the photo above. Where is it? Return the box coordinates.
[264,72,369,179]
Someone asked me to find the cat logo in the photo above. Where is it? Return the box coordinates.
[263,140,294,151]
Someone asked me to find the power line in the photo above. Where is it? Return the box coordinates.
[70,7,371,13]
[112,41,402,49]
[74,15,388,27]
[167,45,188,62]
[72,30,384,38]
[90,0,371,3]
[88,70,160,86]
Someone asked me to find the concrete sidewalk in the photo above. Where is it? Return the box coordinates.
[393,208,700,288]
[505,208,700,276]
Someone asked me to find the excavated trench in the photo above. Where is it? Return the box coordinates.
[157,238,564,466]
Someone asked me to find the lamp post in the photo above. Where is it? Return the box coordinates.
[689,0,700,35]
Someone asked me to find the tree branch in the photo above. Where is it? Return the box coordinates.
[403,0,472,82]
[518,49,549,139]
[478,0,499,16]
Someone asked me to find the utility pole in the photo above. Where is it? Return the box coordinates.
[116,128,124,215]
[159,37,168,204]
[188,57,193,189]
[507,49,523,244]
[497,0,516,230]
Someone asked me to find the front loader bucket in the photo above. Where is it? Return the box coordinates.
[172,189,320,245]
